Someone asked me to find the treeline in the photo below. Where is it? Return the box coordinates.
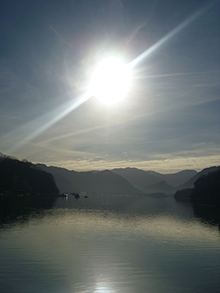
[0,154,59,197]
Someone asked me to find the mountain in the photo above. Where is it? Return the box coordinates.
[0,155,59,196]
[112,168,161,190]
[0,155,59,222]
[36,164,141,195]
[174,166,220,202]
[162,170,198,186]
[175,167,220,207]
[174,188,193,201]
[144,181,176,195]
[178,166,220,190]
[112,167,197,191]
[191,167,220,206]
[36,165,80,194]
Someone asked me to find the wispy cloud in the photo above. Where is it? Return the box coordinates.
[30,154,220,174]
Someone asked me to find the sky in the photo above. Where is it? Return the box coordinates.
[0,0,219,173]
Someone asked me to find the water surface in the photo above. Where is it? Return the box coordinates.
[0,195,220,293]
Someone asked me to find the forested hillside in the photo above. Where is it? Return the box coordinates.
[174,167,220,206]
[0,155,59,196]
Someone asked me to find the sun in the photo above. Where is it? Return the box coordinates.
[89,57,131,105]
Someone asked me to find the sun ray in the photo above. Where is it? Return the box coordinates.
[1,2,215,154]
[2,92,91,154]
[129,2,215,68]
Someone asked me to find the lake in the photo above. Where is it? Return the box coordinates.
[0,194,220,293]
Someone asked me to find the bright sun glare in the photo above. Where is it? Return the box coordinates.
[90,57,131,105]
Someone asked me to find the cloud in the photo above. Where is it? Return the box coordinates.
[29,153,220,174]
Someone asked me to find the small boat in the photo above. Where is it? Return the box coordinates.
[59,193,68,198]
[71,192,80,199]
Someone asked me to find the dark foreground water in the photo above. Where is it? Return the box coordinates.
[0,195,220,293]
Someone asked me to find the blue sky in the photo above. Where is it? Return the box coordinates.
[0,0,219,173]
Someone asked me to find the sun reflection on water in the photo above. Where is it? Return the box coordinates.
[1,208,220,293]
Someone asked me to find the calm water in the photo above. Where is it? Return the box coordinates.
[0,195,220,293]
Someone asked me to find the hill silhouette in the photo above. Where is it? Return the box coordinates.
[112,167,197,192]
[0,155,59,196]
[36,165,199,195]
[36,164,141,195]
[0,154,59,222]
[191,167,220,206]
[174,166,220,205]
[177,166,219,189]
[144,181,175,195]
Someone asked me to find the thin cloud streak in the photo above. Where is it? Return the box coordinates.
[38,154,220,174]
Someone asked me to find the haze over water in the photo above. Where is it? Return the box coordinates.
[0,195,220,293]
